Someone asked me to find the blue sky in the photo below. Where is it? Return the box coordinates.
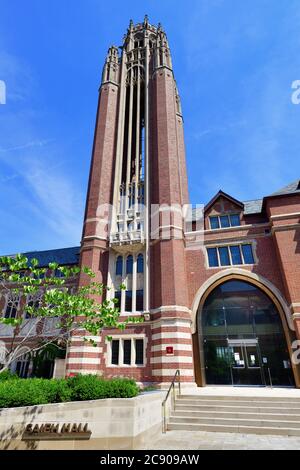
[0,0,299,254]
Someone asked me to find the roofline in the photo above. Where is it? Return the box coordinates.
[262,190,300,211]
[205,190,244,213]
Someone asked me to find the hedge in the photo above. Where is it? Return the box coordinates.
[0,375,139,408]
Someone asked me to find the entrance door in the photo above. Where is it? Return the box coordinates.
[229,340,264,386]
[201,280,296,387]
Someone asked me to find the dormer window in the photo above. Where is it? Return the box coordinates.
[209,214,241,230]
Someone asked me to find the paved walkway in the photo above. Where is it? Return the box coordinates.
[141,430,300,450]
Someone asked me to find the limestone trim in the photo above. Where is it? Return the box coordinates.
[191,268,294,333]
[150,305,192,315]
[105,333,147,368]
[185,222,271,237]
[270,212,300,221]
[271,223,300,233]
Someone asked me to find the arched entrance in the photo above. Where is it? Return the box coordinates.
[192,275,300,387]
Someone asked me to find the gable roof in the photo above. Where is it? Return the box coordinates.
[204,190,244,213]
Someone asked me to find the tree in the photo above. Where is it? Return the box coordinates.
[0,254,142,375]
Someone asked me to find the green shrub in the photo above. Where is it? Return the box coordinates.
[0,375,139,408]
[67,375,139,401]
[0,378,72,408]
[0,370,18,381]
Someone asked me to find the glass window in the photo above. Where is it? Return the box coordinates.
[220,215,230,228]
[135,339,144,365]
[125,291,132,311]
[15,354,31,378]
[111,340,119,365]
[123,340,131,365]
[207,248,219,267]
[25,294,41,319]
[114,291,121,308]
[209,216,220,229]
[242,244,255,264]
[137,254,144,273]
[230,214,240,227]
[136,290,144,311]
[116,256,123,276]
[218,247,230,266]
[230,246,242,265]
[5,295,19,319]
[226,307,254,336]
[126,255,133,274]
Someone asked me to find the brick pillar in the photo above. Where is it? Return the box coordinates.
[66,74,119,376]
[149,67,195,386]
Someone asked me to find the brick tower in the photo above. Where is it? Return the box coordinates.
[66,17,195,386]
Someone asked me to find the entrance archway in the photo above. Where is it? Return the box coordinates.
[192,273,300,388]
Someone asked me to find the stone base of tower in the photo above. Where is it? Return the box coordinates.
[149,308,196,386]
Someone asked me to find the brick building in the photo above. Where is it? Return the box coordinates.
[1,18,300,388]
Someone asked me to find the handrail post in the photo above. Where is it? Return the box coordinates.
[161,369,181,434]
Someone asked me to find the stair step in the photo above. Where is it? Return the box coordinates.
[170,415,300,428]
[167,422,300,436]
[179,394,300,403]
[174,410,300,421]
[175,404,300,414]
[177,399,300,408]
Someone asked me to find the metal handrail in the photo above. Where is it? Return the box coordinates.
[162,369,181,433]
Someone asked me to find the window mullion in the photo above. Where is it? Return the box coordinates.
[119,339,124,366]
[216,247,221,267]
[228,246,233,266]
[132,338,136,366]
[240,244,245,264]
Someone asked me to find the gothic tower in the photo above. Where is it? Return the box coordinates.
[66,17,195,386]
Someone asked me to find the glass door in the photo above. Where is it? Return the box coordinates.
[229,340,264,386]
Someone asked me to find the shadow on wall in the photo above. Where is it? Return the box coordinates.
[294,226,300,254]
[0,405,42,450]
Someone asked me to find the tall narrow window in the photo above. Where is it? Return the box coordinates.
[207,248,218,268]
[123,340,131,365]
[125,291,132,311]
[242,244,255,264]
[114,291,122,308]
[136,290,144,311]
[15,353,31,378]
[116,256,123,276]
[220,215,230,228]
[135,339,144,365]
[230,246,242,265]
[111,340,120,365]
[4,295,19,319]
[126,255,133,274]
[137,254,144,273]
[218,247,230,266]
[209,216,220,229]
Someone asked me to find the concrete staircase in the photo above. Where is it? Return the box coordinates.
[168,394,300,436]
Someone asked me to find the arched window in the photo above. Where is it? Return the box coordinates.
[126,255,133,275]
[137,254,144,274]
[116,256,123,276]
